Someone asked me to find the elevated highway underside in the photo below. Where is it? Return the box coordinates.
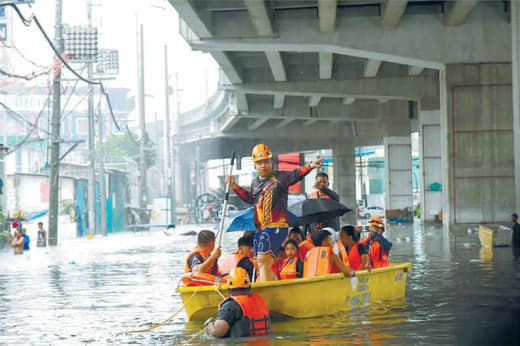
[170,0,520,226]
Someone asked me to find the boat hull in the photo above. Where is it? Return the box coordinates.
[177,262,411,321]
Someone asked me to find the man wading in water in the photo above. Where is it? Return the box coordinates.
[227,144,322,281]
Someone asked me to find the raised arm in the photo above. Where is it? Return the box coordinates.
[372,232,393,252]
[281,159,323,187]
[319,186,340,201]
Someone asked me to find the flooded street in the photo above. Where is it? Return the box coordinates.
[1,223,519,345]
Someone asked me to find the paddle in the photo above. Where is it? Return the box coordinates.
[216,152,236,248]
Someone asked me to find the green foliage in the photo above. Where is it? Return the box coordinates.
[103,133,140,163]
[61,201,77,221]
[0,230,12,249]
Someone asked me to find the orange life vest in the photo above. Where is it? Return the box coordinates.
[183,247,220,286]
[369,241,389,268]
[331,240,350,273]
[184,246,219,275]
[347,243,365,271]
[218,294,271,337]
[299,238,314,261]
[280,256,301,280]
[303,246,332,277]
[310,190,331,199]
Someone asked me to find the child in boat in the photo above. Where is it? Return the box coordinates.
[279,239,304,279]
[271,245,286,279]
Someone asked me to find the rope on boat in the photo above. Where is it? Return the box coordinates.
[126,287,201,334]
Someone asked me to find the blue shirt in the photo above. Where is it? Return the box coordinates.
[22,234,30,250]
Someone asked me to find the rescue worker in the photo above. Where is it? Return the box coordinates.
[206,267,271,338]
[338,225,369,271]
[303,228,353,277]
[227,144,322,281]
[220,235,256,280]
[280,239,304,279]
[360,216,392,268]
[185,230,221,275]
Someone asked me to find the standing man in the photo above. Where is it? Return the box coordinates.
[37,222,47,247]
[512,213,520,262]
[309,172,340,231]
[228,144,322,281]
[206,267,270,338]
[11,230,24,255]
[21,228,30,251]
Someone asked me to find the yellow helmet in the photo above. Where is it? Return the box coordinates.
[228,267,251,289]
[252,144,273,162]
[368,216,385,231]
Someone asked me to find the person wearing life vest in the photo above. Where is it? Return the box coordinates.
[185,230,221,275]
[271,245,286,279]
[280,239,304,279]
[360,217,392,268]
[227,144,322,282]
[298,233,314,261]
[303,228,353,277]
[206,267,271,338]
[220,234,256,280]
[338,225,369,271]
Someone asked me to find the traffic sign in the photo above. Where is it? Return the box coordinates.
[0,23,7,42]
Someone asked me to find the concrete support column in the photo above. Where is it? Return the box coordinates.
[444,64,514,224]
[512,1,520,211]
[333,142,357,225]
[419,110,443,222]
[384,137,413,212]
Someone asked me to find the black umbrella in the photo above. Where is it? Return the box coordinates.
[288,198,352,226]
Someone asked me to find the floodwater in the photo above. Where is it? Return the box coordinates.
[1,222,519,345]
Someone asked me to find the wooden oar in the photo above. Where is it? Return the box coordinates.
[216,152,236,248]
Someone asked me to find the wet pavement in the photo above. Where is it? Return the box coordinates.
[1,222,519,345]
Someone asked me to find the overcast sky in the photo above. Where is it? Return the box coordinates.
[3,0,219,124]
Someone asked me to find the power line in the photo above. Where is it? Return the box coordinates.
[0,66,50,80]
[8,4,121,131]
[0,100,54,138]
[0,41,49,69]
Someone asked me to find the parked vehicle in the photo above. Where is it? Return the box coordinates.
[359,206,385,219]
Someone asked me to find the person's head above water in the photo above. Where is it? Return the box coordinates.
[311,228,332,247]
[197,230,216,251]
[252,144,274,178]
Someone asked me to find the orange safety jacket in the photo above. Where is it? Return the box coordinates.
[298,238,314,262]
[369,241,389,268]
[303,246,332,277]
[184,247,219,275]
[220,251,258,276]
[330,240,350,273]
[280,256,302,279]
[346,242,365,271]
[218,294,271,337]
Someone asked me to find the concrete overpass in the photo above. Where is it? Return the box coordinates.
[170,0,520,226]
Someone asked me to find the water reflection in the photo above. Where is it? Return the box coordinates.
[0,223,519,345]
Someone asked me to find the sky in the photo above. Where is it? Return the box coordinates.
[2,0,219,124]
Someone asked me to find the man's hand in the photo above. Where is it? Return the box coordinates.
[310,159,323,169]
[211,247,222,260]
[225,175,236,187]
[204,317,215,328]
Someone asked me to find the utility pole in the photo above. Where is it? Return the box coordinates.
[87,0,97,236]
[48,0,63,246]
[174,73,183,206]
[137,24,148,214]
[97,92,107,235]
[0,144,8,230]
[164,45,176,224]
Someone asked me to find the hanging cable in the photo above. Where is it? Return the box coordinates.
[0,66,50,80]
[0,101,54,137]
[8,4,121,131]
[1,41,49,69]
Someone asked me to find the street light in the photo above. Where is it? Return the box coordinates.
[62,25,98,63]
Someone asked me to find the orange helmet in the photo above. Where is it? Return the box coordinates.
[368,216,385,231]
[252,144,273,162]
[228,267,251,289]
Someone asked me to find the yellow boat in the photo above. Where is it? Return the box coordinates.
[177,262,411,321]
